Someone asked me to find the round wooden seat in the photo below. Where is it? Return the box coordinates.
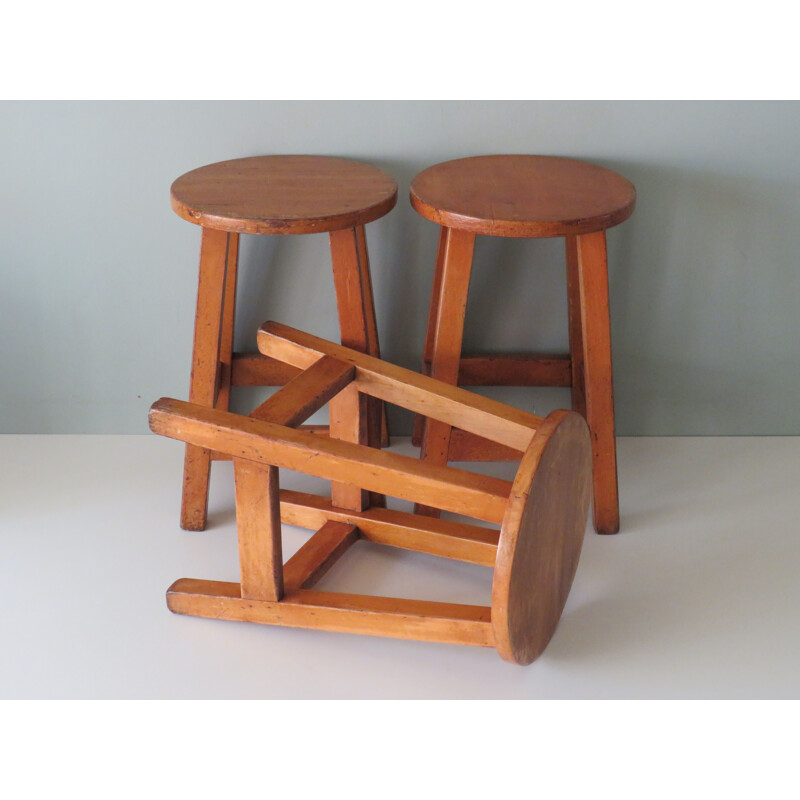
[173,155,396,531]
[410,154,635,238]
[411,154,636,535]
[171,155,398,235]
[493,410,592,664]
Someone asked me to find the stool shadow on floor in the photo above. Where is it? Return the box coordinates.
[540,441,800,688]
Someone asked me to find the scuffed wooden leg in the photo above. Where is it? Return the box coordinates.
[576,231,620,534]
[166,579,495,648]
[330,227,383,509]
[234,459,283,601]
[417,227,475,517]
[565,235,586,418]
[181,227,234,531]
[413,226,448,447]
[329,383,370,511]
[355,225,390,447]
[283,521,359,590]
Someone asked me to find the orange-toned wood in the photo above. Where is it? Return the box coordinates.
[181,227,234,531]
[173,156,397,532]
[257,322,540,452]
[167,579,495,647]
[446,428,521,462]
[576,231,619,534]
[230,353,301,387]
[233,459,283,602]
[279,489,499,567]
[211,422,330,461]
[414,228,475,515]
[150,399,512,524]
[171,156,397,235]
[410,155,633,535]
[248,356,354,427]
[412,355,570,447]
[414,227,450,449]
[410,155,636,238]
[565,235,587,417]
[329,226,386,508]
[492,410,592,665]
[456,354,572,387]
[282,521,359,591]
[329,383,370,511]
[154,333,593,664]
[214,232,239,410]
[355,224,390,447]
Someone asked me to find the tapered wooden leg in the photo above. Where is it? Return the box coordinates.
[565,235,586,418]
[413,226,448,446]
[329,383,370,510]
[416,227,476,516]
[576,231,619,534]
[234,459,283,601]
[181,227,236,531]
[215,232,239,412]
[330,227,384,510]
[355,225,390,447]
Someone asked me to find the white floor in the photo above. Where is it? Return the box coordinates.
[1,434,799,699]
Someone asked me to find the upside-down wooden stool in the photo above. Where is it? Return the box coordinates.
[171,155,396,531]
[410,155,636,534]
[149,322,592,665]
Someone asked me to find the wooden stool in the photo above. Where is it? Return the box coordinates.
[171,155,397,531]
[149,322,592,665]
[410,155,635,534]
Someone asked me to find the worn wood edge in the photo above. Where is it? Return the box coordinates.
[231,352,302,387]
[257,322,540,451]
[170,190,398,236]
[491,410,591,665]
[409,189,636,238]
[279,489,499,566]
[446,428,523,462]
[166,579,495,648]
[248,356,354,427]
[149,398,511,523]
[283,521,359,590]
[456,354,572,387]
[211,424,329,460]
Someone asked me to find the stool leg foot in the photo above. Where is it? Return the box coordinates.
[180,227,237,531]
[416,227,476,517]
[576,231,620,534]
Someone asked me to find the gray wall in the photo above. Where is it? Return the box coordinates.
[1,101,798,435]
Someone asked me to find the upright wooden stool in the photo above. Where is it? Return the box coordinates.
[171,155,397,531]
[410,155,635,534]
[149,322,592,665]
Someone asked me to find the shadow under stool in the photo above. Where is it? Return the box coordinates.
[170,155,397,530]
[410,155,635,534]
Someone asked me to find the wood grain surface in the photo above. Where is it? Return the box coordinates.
[492,410,592,665]
[410,155,635,238]
[171,155,397,234]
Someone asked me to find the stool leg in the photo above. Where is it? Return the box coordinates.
[234,458,283,601]
[215,232,239,412]
[416,227,476,517]
[180,227,237,531]
[329,226,382,510]
[412,226,448,446]
[355,225,390,447]
[576,231,620,534]
[565,235,587,418]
